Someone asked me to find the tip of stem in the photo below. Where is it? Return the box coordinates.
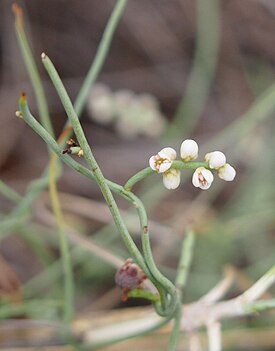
[19,92,27,105]
[41,52,47,60]
[12,3,23,24]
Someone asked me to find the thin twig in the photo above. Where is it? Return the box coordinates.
[207,321,221,351]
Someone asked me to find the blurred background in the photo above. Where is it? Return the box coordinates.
[0,0,275,350]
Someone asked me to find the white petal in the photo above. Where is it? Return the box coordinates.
[218,163,236,181]
[180,139,199,161]
[158,147,177,161]
[163,169,181,189]
[192,168,201,187]
[149,155,158,171]
[205,151,226,169]
[201,168,214,183]
[159,161,172,173]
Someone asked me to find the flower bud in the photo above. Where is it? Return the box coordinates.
[192,167,214,190]
[218,163,236,181]
[163,169,181,189]
[205,151,226,169]
[180,139,199,161]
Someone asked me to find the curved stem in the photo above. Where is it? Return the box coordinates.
[125,191,178,316]
[19,98,179,316]
[19,97,149,278]
[124,161,208,191]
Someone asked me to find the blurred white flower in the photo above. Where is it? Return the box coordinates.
[114,91,166,139]
[180,139,199,161]
[192,167,214,190]
[114,90,136,116]
[218,163,236,181]
[163,169,181,190]
[149,147,177,173]
[205,151,226,169]
[87,83,114,124]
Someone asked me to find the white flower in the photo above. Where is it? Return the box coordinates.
[180,139,199,161]
[87,83,114,124]
[205,151,226,169]
[192,167,214,190]
[218,163,236,181]
[163,169,181,189]
[149,147,177,173]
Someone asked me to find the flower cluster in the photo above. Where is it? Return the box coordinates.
[87,83,166,139]
[149,139,236,190]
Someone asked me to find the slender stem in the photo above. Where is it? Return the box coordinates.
[127,289,160,302]
[124,161,208,191]
[175,230,195,291]
[19,94,149,280]
[74,0,128,116]
[167,302,182,351]
[12,7,74,323]
[41,54,150,271]
[240,265,275,303]
[12,4,54,137]
[0,180,22,204]
[19,92,177,317]
[125,191,178,316]
[207,321,221,351]
[0,175,50,240]
[5,0,128,242]
[164,0,220,140]
[0,299,62,319]
[84,315,173,350]
[168,230,195,350]
[244,299,275,313]
[49,155,74,326]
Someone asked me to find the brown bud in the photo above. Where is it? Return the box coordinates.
[115,258,147,291]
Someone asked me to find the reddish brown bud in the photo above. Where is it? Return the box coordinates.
[115,258,147,292]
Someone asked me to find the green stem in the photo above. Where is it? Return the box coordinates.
[124,161,208,191]
[49,155,74,326]
[175,230,195,291]
[244,299,275,314]
[0,175,50,240]
[19,92,177,317]
[74,0,128,116]
[0,299,62,319]
[125,191,178,316]
[168,230,195,350]
[42,57,168,303]
[0,180,22,204]
[164,0,220,140]
[13,8,72,325]
[19,93,149,280]
[12,4,54,137]
[167,302,182,351]
[4,0,128,242]
[127,288,160,302]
